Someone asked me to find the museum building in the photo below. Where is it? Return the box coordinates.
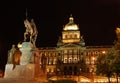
[36,15,112,78]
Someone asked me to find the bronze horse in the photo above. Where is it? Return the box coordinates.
[24,19,38,47]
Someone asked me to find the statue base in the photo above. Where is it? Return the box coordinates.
[4,64,41,79]
[19,42,34,65]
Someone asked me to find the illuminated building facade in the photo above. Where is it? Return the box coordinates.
[37,15,112,78]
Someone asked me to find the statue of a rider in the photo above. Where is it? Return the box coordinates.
[30,19,38,47]
[24,19,38,47]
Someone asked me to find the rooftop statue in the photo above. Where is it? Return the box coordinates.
[116,28,120,35]
[24,19,38,47]
[115,28,120,41]
[114,28,120,50]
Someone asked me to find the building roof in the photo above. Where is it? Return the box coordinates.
[63,15,79,31]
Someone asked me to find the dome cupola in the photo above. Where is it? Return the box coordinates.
[63,15,79,31]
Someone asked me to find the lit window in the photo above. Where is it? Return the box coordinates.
[65,35,67,38]
[49,62,51,65]
[74,58,77,63]
[64,59,67,63]
[74,34,77,38]
[64,50,67,53]
[70,34,72,38]
[86,58,90,64]
[102,51,106,54]
[91,57,95,64]
[47,68,49,72]
[51,69,54,72]
[69,59,72,63]
[69,50,72,54]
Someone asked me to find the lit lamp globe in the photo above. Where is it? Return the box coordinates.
[17,42,22,48]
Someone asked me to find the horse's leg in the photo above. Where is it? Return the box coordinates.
[24,33,26,41]
[30,35,32,43]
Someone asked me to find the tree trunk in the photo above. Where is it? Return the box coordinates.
[116,76,118,83]
[108,76,111,83]
[116,73,119,83]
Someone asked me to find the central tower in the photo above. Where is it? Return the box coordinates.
[56,15,86,76]
[62,15,81,44]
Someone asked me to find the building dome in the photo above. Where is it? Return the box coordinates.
[63,15,79,31]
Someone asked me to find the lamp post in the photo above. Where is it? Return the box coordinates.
[90,68,94,83]
[78,68,81,83]
[92,57,95,65]
[106,59,111,83]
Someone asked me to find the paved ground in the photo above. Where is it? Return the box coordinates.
[0,78,48,83]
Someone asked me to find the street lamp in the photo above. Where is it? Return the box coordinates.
[90,68,94,83]
[92,57,95,65]
[102,51,106,54]
[78,68,81,83]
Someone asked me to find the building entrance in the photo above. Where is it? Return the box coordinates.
[63,66,78,76]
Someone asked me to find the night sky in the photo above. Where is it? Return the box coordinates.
[0,0,120,70]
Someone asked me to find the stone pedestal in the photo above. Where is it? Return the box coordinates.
[4,42,47,83]
[4,64,37,78]
[4,42,40,79]
[20,42,33,65]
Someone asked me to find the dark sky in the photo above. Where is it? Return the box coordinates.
[0,0,120,70]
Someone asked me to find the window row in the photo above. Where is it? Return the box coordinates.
[63,34,79,39]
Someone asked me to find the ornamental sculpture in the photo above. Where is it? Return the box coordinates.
[7,45,16,64]
[115,28,120,40]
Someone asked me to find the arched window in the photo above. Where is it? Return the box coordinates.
[69,58,72,63]
[74,58,77,63]
[64,59,67,63]
[74,34,77,38]
[65,35,67,38]
[70,34,72,38]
